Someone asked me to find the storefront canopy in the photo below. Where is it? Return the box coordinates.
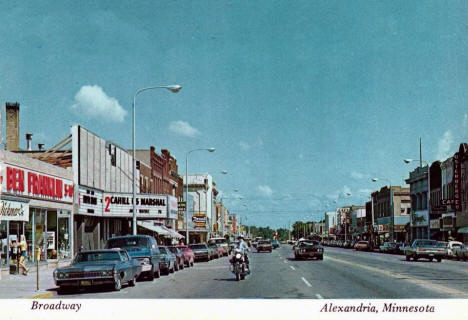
[137,221,171,237]
[162,226,185,239]
[458,227,468,234]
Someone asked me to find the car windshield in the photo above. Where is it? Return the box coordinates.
[190,244,207,250]
[416,240,438,247]
[107,237,149,250]
[359,241,368,244]
[74,251,122,263]
[158,247,167,254]
[258,240,270,244]
[452,243,462,248]
[436,242,448,248]
[301,241,318,246]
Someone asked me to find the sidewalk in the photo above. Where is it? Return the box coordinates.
[0,260,70,299]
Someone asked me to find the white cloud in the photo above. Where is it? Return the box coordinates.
[168,121,200,137]
[71,85,127,122]
[350,171,364,179]
[258,185,273,197]
[239,141,251,151]
[436,130,454,160]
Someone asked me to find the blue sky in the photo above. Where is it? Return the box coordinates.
[2,1,468,229]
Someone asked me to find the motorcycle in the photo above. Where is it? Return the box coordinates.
[230,248,249,281]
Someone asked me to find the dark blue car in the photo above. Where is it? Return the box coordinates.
[106,235,161,280]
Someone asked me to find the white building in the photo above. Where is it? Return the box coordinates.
[325,211,337,237]
[183,174,214,243]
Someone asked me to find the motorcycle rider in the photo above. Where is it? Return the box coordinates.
[236,235,250,270]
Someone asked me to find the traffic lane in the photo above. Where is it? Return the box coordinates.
[323,247,468,294]
[283,246,467,298]
[49,248,318,299]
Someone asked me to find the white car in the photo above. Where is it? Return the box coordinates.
[447,241,464,258]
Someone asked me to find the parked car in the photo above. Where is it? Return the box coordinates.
[405,239,445,262]
[271,240,280,249]
[398,242,410,255]
[54,249,141,293]
[158,246,176,274]
[106,235,161,280]
[257,240,273,252]
[208,243,220,259]
[216,244,227,257]
[453,244,468,261]
[379,242,399,253]
[176,245,195,267]
[190,243,211,261]
[354,241,370,251]
[168,246,185,271]
[208,237,229,255]
[294,240,324,260]
[446,241,464,259]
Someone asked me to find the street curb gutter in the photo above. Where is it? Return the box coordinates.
[28,292,53,299]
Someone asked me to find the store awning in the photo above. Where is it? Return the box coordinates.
[137,221,171,236]
[161,226,185,239]
[458,227,468,234]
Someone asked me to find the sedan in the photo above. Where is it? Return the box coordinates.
[158,246,176,274]
[54,249,141,293]
[354,241,370,251]
[176,245,195,267]
[453,244,468,261]
[294,240,324,260]
[208,243,220,259]
[167,246,185,271]
[405,239,445,262]
[257,240,272,252]
[190,243,211,262]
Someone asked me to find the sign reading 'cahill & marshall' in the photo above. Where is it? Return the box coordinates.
[0,200,30,221]
[103,193,168,218]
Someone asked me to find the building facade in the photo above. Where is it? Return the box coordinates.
[405,165,429,241]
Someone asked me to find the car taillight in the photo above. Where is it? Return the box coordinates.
[438,250,445,253]
[417,248,424,252]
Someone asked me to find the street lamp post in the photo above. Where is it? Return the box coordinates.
[372,177,393,242]
[185,148,215,244]
[132,85,182,235]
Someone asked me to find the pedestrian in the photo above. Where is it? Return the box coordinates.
[18,235,29,275]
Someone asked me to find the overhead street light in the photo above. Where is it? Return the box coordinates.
[132,84,182,235]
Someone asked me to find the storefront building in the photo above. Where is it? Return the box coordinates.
[459,143,468,243]
[71,125,181,251]
[405,165,430,241]
[1,150,73,267]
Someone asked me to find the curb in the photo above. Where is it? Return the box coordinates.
[28,292,54,299]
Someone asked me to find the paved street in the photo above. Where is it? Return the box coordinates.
[40,245,468,299]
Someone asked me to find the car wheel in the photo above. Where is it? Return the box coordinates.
[405,255,410,261]
[294,253,300,260]
[437,257,442,263]
[114,277,122,291]
[318,255,323,260]
[181,262,184,270]
[413,255,418,261]
[191,259,194,266]
[240,274,245,280]
[175,261,179,271]
[57,286,71,295]
[129,275,137,287]
[429,257,433,262]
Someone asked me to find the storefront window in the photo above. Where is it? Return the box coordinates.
[35,209,47,261]
[47,210,57,259]
[0,221,7,266]
[58,216,70,259]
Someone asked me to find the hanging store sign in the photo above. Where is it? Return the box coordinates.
[430,219,440,229]
[0,199,30,221]
[411,210,428,227]
[103,193,167,218]
[167,195,178,220]
[1,164,73,203]
[453,152,461,211]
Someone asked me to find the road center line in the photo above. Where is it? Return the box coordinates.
[301,277,312,287]
[316,294,323,299]
[290,266,296,271]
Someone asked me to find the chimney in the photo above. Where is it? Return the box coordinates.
[38,143,45,150]
[25,133,33,151]
[5,102,20,151]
